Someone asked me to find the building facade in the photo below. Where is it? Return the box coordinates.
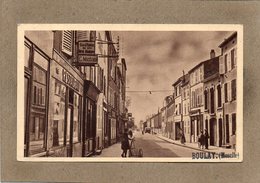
[219,32,237,146]
[23,30,127,157]
[181,74,191,143]
[173,77,183,140]
[189,63,204,143]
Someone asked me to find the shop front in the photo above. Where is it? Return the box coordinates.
[24,37,50,157]
[190,110,203,143]
[48,51,84,157]
[82,80,100,157]
[110,111,117,145]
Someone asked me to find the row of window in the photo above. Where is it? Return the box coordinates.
[204,80,236,113]
[190,66,203,86]
[224,79,236,102]
[191,87,203,108]
[165,79,237,118]
[220,47,237,74]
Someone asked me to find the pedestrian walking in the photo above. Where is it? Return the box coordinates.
[198,130,205,149]
[204,129,209,149]
[179,129,186,145]
[121,129,129,157]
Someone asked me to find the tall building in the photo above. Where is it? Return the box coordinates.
[218,32,237,146]
[202,50,221,147]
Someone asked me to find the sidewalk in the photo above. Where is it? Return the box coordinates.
[156,134,235,154]
[93,143,122,157]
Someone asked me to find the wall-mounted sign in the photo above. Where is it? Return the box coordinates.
[62,69,80,91]
[78,41,95,55]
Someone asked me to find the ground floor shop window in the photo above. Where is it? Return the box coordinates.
[24,77,29,144]
[29,115,46,154]
[52,80,66,147]
[73,93,80,142]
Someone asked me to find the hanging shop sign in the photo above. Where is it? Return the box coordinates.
[78,41,95,55]
[74,40,98,66]
[78,55,98,65]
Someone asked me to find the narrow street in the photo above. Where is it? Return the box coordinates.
[97,131,197,158]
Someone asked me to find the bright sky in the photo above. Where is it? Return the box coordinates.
[115,31,232,125]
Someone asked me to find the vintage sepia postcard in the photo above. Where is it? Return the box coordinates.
[17,24,243,162]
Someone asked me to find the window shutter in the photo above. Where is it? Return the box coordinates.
[228,82,231,102]
[224,83,228,102]
[234,47,237,66]
[62,31,73,56]
[219,56,224,74]
[232,79,236,100]
[227,52,231,72]
[77,31,89,41]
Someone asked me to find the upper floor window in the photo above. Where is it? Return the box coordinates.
[62,30,73,56]
[24,44,30,68]
[231,79,236,101]
[224,83,228,103]
[224,54,228,73]
[217,85,222,107]
[204,90,208,110]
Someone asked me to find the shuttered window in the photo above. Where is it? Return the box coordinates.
[227,82,231,102]
[76,31,89,41]
[234,47,237,66]
[219,56,224,74]
[224,83,228,103]
[61,31,73,56]
[231,49,235,69]
[224,54,228,73]
[231,79,236,101]
[227,52,231,72]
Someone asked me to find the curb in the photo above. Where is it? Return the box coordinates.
[156,135,212,153]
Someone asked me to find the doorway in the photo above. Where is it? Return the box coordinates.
[66,105,73,157]
[218,118,223,147]
[210,118,217,146]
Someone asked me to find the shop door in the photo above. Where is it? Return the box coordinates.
[191,120,195,142]
[66,105,73,157]
[210,118,216,146]
[175,122,181,140]
[219,118,223,147]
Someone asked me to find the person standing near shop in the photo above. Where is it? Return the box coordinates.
[128,130,135,157]
[180,128,186,145]
[198,130,205,149]
[204,129,209,150]
[121,129,129,157]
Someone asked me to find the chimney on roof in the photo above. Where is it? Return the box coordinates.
[210,49,215,59]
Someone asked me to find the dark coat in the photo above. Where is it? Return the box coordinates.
[198,133,205,145]
[121,133,130,150]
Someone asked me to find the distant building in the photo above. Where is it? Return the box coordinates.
[173,76,184,140]
[181,74,191,142]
